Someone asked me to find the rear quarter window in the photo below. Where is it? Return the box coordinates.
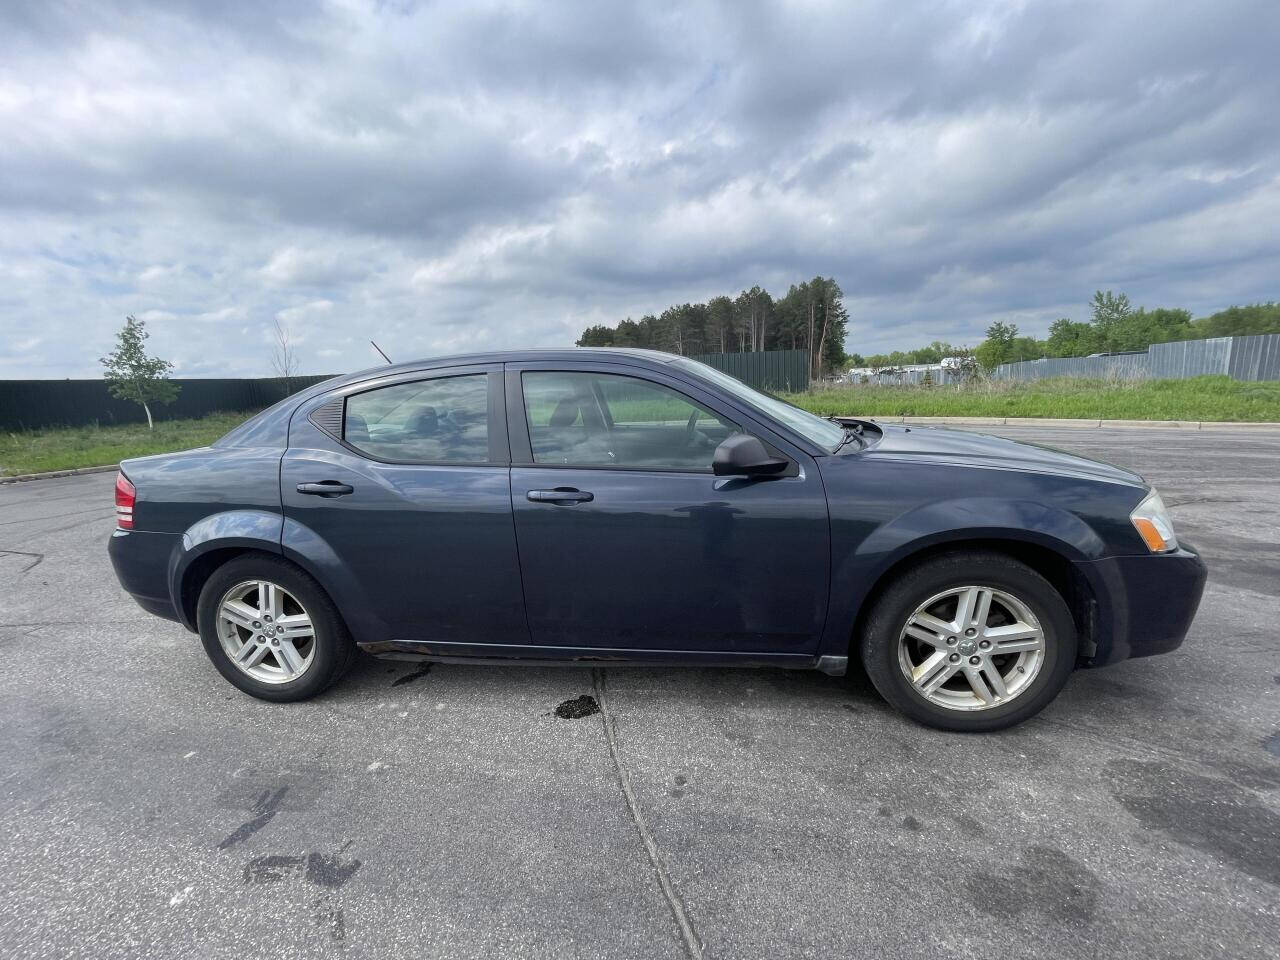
[344,374,489,463]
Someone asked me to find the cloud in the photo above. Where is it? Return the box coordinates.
[275,299,333,331]
[261,248,369,288]
[1,0,1278,377]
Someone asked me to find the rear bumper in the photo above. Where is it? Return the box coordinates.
[1076,541,1208,666]
[108,529,183,624]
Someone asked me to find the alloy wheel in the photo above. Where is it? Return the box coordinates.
[897,585,1046,711]
[216,580,316,684]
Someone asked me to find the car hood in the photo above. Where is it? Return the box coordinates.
[854,422,1144,487]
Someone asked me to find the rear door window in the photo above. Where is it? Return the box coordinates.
[345,374,489,463]
[522,371,739,470]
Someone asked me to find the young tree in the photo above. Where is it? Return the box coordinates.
[100,315,179,430]
[1090,290,1132,352]
[270,317,298,393]
[948,349,982,384]
[974,321,1019,371]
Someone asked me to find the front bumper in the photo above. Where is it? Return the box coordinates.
[108,528,184,624]
[1075,541,1208,666]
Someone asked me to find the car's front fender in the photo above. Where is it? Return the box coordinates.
[820,500,1103,659]
[818,484,1119,661]
[814,450,1151,662]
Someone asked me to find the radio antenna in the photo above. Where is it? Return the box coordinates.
[370,340,393,364]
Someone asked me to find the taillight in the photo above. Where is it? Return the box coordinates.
[115,472,135,529]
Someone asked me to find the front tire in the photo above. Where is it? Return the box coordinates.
[197,554,355,702]
[859,551,1076,732]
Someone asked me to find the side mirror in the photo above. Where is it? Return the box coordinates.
[713,434,789,477]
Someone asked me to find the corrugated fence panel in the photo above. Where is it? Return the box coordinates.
[1149,338,1232,379]
[690,349,810,392]
[992,334,1280,383]
[993,353,1150,381]
[1228,333,1280,381]
[0,375,334,430]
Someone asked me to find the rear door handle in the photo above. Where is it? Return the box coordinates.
[296,481,354,497]
[526,488,594,505]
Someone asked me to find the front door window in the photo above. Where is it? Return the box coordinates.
[521,371,739,470]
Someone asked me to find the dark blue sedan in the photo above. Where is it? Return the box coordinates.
[108,349,1206,731]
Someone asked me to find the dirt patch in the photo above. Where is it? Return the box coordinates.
[970,845,1099,923]
[554,695,600,719]
[1105,759,1280,887]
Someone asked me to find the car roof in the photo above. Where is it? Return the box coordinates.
[329,347,683,389]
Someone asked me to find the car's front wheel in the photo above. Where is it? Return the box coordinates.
[196,555,355,702]
[859,551,1077,731]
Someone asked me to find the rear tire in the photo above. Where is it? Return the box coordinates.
[859,551,1076,732]
[197,554,355,702]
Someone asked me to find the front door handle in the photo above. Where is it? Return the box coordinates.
[297,481,354,497]
[527,488,594,505]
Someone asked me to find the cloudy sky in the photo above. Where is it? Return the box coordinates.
[3,0,1278,378]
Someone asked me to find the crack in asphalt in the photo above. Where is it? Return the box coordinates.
[14,513,115,538]
[592,668,703,960]
[0,505,113,527]
[0,618,138,628]
[0,549,44,572]
[0,488,108,510]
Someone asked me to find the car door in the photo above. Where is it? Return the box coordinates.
[281,365,528,650]
[507,360,830,659]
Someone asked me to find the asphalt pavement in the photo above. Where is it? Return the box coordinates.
[1,424,1277,959]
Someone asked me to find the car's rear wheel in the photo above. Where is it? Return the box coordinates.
[197,555,355,702]
[859,551,1076,731]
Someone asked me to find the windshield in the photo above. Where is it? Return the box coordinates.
[672,358,847,452]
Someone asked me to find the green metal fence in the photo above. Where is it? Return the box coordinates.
[0,350,809,430]
[689,349,810,392]
[0,376,335,431]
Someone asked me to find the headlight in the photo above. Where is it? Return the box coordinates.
[1130,488,1178,553]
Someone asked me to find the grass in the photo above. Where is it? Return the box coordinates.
[784,375,1280,423]
[0,410,255,477]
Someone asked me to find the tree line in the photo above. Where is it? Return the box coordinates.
[577,276,849,380]
[861,294,1280,372]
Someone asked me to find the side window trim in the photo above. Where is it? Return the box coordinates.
[307,367,508,466]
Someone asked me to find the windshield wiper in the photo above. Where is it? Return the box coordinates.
[831,424,864,453]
